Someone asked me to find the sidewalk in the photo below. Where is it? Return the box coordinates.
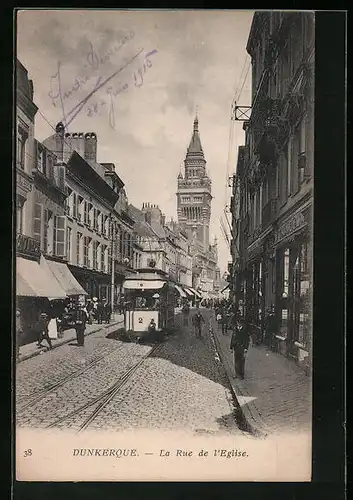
[211,316,311,438]
[17,314,124,364]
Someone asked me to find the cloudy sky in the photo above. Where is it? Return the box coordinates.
[17,9,253,273]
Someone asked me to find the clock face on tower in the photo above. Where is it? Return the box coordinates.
[176,115,212,251]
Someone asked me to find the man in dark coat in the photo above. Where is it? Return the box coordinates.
[230,318,250,379]
[74,305,87,346]
[37,312,52,349]
[16,309,23,359]
[192,310,205,338]
[182,301,190,327]
[265,305,277,349]
[96,300,104,324]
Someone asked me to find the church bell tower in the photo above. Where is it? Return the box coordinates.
[176,114,212,251]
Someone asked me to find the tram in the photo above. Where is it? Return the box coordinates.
[122,269,176,340]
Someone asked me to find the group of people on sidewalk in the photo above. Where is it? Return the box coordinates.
[16,296,115,359]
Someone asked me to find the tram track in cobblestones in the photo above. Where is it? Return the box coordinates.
[46,343,163,433]
[16,343,127,413]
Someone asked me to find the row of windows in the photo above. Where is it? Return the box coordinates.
[181,206,203,220]
[243,112,310,235]
[252,13,314,100]
[181,196,203,203]
[66,191,111,237]
[33,203,66,257]
[186,169,202,178]
[72,232,109,271]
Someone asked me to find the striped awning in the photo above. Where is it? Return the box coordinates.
[221,283,230,293]
[189,287,202,298]
[16,257,67,299]
[183,287,194,297]
[175,285,187,298]
[40,256,88,296]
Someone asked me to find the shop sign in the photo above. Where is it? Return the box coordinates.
[275,212,306,244]
[248,243,264,261]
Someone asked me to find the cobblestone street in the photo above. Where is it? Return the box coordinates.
[16,311,245,436]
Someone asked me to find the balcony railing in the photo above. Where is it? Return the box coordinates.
[16,233,41,257]
[262,199,277,230]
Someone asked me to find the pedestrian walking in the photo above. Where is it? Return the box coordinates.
[221,311,228,334]
[86,299,93,325]
[182,301,190,327]
[192,310,205,338]
[16,309,23,359]
[103,299,111,324]
[37,312,52,350]
[74,305,87,347]
[264,305,276,349]
[230,318,250,379]
[96,299,104,324]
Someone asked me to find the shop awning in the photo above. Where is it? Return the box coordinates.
[16,257,67,299]
[40,256,88,296]
[189,287,202,298]
[221,283,230,293]
[175,285,187,298]
[183,287,194,297]
[201,291,211,300]
[123,279,166,290]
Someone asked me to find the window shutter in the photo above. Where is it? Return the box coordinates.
[33,203,42,243]
[47,154,54,181]
[36,142,41,172]
[58,165,65,190]
[55,215,66,256]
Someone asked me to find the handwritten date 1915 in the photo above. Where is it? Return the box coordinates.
[133,49,158,87]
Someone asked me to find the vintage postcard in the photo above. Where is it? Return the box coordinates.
[15,9,313,482]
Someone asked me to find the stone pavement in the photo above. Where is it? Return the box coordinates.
[16,309,246,436]
[210,313,311,437]
[17,314,124,364]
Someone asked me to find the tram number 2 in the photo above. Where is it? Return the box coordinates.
[138,318,143,323]
[24,449,33,457]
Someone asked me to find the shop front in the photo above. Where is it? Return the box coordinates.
[243,225,278,344]
[16,253,67,344]
[68,265,109,301]
[273,205,312,365]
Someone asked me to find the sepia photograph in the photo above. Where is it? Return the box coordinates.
[15,9,314,482]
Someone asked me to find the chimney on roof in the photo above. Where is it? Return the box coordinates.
[84,132,97,162]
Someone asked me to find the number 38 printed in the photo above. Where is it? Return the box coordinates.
[23,449,32,457]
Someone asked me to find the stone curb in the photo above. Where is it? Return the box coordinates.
[17,320,124,364]
[210,318,270,439]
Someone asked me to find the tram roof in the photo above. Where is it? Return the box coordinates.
[123,279,166,290]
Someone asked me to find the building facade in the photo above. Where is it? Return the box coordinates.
[16,60,38,244]
[176,115,219,298]
[232,11,314,367]
[16,61,84,342]
[165,221,193,288]
[43,123,133,305]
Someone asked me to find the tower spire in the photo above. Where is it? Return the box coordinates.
[194,105,199,131]
[187,113,203,157]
